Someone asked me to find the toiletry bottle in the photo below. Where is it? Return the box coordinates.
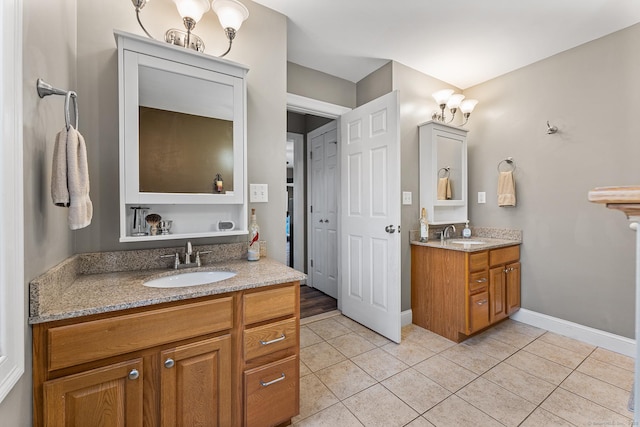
[419,208,429,242]
[248,208,260,261]
[463,221,472,238]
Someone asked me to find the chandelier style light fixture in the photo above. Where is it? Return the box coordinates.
[431,89,478,126]
[131,0,249,57]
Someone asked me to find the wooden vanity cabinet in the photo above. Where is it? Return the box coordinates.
[411,244,520,342]
[33,283,300,427]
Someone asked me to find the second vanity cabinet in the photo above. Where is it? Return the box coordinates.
[33,283,300,427]
[411,244,520,342]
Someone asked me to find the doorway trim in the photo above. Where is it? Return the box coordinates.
[287,93,351,119]
[286,93,351,307]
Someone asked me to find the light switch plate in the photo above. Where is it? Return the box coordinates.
[250,184,269,203]
[478,191,486,204]
[402,191,412,205]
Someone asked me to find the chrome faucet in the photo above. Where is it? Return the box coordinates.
[161,241,212,270]
[442,225,456,242]
[184,241,193,265]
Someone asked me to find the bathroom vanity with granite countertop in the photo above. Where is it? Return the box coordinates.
[411,228,522,342]
[30,242,304,427]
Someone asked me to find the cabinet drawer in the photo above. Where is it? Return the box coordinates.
[469,292,490,333]
[490,245,520,267]
[48,297,233,371]
[244,318,298,361]
[244,355,298,427]
[469,251,488,272]
[468,271,488,294]
[244,285,296,325]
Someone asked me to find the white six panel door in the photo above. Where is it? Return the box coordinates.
[340,91,401,343]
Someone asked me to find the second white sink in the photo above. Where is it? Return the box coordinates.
[144,271,237,288]
[448,239,485,245]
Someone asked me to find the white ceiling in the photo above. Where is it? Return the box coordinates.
[252,0,640,89]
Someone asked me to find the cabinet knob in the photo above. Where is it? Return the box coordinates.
[128,369,140,380]
[476,299,488,306]
[475,278,487,283]
[164,358,175,369]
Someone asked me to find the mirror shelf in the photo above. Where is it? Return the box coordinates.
[419,121,469,225]
[116,30,249,242]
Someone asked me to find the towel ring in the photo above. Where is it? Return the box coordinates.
[438,167,450,179]
[64,91,78,130]
[497,157,516,173]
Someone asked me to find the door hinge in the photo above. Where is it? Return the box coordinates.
[310,205,313,213]
[310,259,314,268]
[310,151,313,159]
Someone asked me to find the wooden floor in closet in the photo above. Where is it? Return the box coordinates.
[300,285,337,319]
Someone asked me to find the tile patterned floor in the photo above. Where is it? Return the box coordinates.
[295,313,635,427]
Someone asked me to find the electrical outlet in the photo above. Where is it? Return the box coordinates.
[250,184,269,203]
[402,191,412,205]
[478,191,486,204]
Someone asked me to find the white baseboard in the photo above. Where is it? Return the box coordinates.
[401,309,413,327]
[510,308,635,357]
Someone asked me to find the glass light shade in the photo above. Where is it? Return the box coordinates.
[446,93,465,109]
[432,89,454,106]
[173,0,210,22]
[460,99,479,114]
[212,0,249,31]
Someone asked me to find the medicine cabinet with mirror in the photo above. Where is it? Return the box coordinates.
[419,121,468,224]
[115,30,248,242]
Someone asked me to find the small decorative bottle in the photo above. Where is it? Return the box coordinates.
[248,208,260,261]
[419,208,429,242]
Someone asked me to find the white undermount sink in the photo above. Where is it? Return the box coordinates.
[447,239,485,245]
[143,271,237,288]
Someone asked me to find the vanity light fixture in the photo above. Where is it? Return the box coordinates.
[131,0,249,56]
[431,89,478,126]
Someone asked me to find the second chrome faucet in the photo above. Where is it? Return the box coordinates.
[162,241,211,269]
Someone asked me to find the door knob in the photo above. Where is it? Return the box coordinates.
[385,225,396,233]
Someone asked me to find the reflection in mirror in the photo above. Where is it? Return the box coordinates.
[139,107,234,193]
[436,135,463,201]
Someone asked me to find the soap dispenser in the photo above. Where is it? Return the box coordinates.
[462,221,472,238]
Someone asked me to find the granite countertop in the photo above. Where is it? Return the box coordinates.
[410,237,520,252]
[29,243,306,324]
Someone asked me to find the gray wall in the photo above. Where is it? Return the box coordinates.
[288,61,356,108]
[4,0,287,423]
[3,1,78,425]
[356,61,392,107]
[463,23,640,338]
[391,62,459,312]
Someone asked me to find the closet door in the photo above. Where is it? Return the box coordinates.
[308,122,338,299]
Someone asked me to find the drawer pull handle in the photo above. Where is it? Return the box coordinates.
[476,299,488,306]
[475,278,487,283]
[260,334,286,345]
[164,358,175,369]
[128,369,140,380]
[260,373,285,387]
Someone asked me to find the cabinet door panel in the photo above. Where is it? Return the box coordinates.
[469,292,490,333]
[160,335,231,427]
[43,359,143,427]
[507,262,521,315]
[244,355,298,427]
[489,267,508,323]
[244,318,298,360]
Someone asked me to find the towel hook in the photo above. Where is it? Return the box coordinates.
[546,121,558,134]
[438,166,450,179]
[497,157,516,173]
[65,91,78,130]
